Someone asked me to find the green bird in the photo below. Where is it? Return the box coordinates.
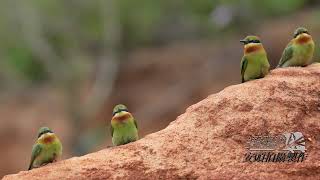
[110,104,139,146]
[277,27,315,68]
[28,127,62,170]
[240,35,270,83]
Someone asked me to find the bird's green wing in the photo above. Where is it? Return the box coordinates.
[134,119,138,129]
[28,143,42,170]
[240,57,248,83]
[277,43,293,67]
[110,125,114,137]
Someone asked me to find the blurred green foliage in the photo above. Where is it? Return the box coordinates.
[250,0,306,16]
[0,0,316,82]
[5,46,47,82]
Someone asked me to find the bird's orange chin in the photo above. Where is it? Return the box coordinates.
[296,34,311,44]
[40,134,55,144]
[244,44,263,54]
[112,113,132,122]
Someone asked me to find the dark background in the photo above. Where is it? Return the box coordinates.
[1,0,320,176]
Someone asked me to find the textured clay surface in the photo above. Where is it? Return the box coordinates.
[3,64,320,180]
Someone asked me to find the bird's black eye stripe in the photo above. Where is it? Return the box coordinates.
[248,40,260,44]
[112,109,129,116]
[294,31,309,38]
[38,129,53,138]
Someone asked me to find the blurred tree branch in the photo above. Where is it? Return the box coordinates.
[64,0,122,154]
[83,0,121,120]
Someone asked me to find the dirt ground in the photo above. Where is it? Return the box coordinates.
[4,64,320,179]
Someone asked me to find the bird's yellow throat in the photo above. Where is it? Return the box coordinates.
[38,133,57,144]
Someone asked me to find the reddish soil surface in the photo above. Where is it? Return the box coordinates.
[4,64,320,179]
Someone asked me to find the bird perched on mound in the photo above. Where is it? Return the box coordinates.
[28,127,62,170]
[240,35,270,83]
[277,27,314,68]
[110,104,139,146]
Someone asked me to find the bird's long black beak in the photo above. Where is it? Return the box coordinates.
[240,39,247,44]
